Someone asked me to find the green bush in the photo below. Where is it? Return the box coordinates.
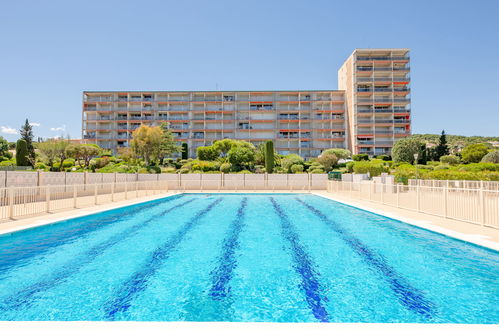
[434,165,450,171]
[290,164,304,173]
[197,146,219,161]
[309,169,325,174]
[457,163,499,172]
[0,160,15,167]
[440,155,461,165]
[393,164,417,184]
[254,165,265,173]
[346,162,355,173]
[461,143,490,163]
[352,154,369,161]
[352,161,387,177]
[62,158,75,168]
[220,163,231,173]
[481,151,499,164]
[238,170,252,174]
[161,167,177,173]
[147,165,161,174]
[281,154,304,173]
[16,139,30,166]
[376,154,392,161]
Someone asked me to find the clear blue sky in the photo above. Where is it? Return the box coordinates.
[1,0,498,141]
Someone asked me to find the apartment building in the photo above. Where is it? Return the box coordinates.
[338,49,411,155]
[82,48,410,158]
[82,90,347,158]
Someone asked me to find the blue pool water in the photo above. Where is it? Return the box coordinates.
[0,193,498,323]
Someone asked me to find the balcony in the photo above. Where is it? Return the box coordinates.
[357,56,410,61]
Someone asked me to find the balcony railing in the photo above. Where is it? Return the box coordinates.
[357,56,410,61]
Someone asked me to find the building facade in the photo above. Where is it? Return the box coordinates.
[338,49,411,155]
[82,48,410,158]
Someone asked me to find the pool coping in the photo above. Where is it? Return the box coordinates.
[313,192,499,252]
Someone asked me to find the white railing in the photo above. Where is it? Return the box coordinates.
[0,181,168,221]
[327,180,499,229]
[408,179,499,191]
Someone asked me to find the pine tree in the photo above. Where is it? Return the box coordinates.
[435,130,450,160]
[181,143,188,160]
[264,140,274,173]
[19,119,35,166]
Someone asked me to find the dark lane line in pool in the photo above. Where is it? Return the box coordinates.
[103,197,223,320]
[269,197,329,323]
[296,198,436,320]
[209,197,247,300]
[0,195,184,274]
[0,197,197,313]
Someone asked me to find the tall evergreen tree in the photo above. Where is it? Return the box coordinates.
[19,119,35,166]
[434,130,450,160]
[264,140,274,173]
[15,139,30,166]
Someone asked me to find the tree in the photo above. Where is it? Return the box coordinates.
[321,148,351,160]
[264,140,274,173]
[117,147,134,163]
[130,125,163,166]
[159,123,182,164]
[213,139,236,157]
[0,136,8,158]
[317,153,338,172]
[391,138,426,163]
[461,143,490,163]
[481,150,499,164]
[37,139,70,171]
[181,143,189,159]
[66,143,100,168]
[281,154,304,173]
[15,139,30,166]
[434,130,450,160]
[197,146,219,161]
[227,144,255,170]
[440,155,461,165]
[19,119,35,166]
[352,154,369,161]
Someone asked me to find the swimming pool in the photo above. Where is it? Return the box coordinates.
[0,193,497,323]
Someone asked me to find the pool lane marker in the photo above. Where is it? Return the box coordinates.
[0,195,182,274]
[269,197,329,323]
[104,197,223,320]
[0,196,196,313]
[296,198,436,320]
[209,197,247,299]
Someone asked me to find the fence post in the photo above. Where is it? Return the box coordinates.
[480,181,485,226]
[443,184,448,218]
[381,182,385,204]
[136,181,139,198]
[8,187,14,219]
[46,186,50,213]
[416,184,421,212]
[308,173,311,192]
[94,184,98,205]
[73,185,77,208]
[200,173,203,192]
[125,182,128,199]
[396,183,400,208]
[111,182,115,202]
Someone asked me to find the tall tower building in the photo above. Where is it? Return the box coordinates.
[339,49,411,156]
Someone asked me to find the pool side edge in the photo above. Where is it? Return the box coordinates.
[313,192,499,252]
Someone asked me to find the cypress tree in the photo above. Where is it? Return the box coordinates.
[15,139,30,166]
[181,143,188,159]
[19,119,35,166]
[264,140,274,173]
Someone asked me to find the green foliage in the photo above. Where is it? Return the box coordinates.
[281,154,304,173]
[159,123,182,162]
[346,161,355,173]
[392,138,425,163]
[181,143,188,159]
[309,168,325,174]
[227,143,255,170]
[461,143,490,163]
[376,154,392,161]
[19,119,35,166]
[0,136,9,158]
[352,161,388,177]
[434,130,450,160]
[352,154,369,161]
[321,148,351,160]
[457,163,499,172]
[393,164,418,184]
[220,163,231,173]
[0,160,16,167]
[213,139,236,156]
[307,162,325,173]
[62,158,75,168]
[290,164,304,173]
[481,151,499,164]
[317,153,338,172]
[16,139,30,166]
[264,140,274,173]
[440,155,461,165]
[197,146,219,161]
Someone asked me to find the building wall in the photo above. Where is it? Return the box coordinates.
[82,90,347,158]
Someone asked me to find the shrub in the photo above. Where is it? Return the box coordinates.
[346,161,355,173]
[310,169,325,174]
[62,158,75,168]
[281,154,304,173]
[219,163,231,173]
[457,163,499,172]
[317,153,338,172]
[290,164,304,173]
[254,165,265,174]
[434,165,450,171]
[393,164,417,184]
[352,161,387,177]
[461,143,490,163]
[238,170,252,174]
[264,140,274,173]
[376,154,392,161]
[321,148,351,160]
[440,155,461,165]
[161,167,176,173]
[196,146,219,161]
[352,154,369,161]
[0,160,15,167]
[481,150,499,164]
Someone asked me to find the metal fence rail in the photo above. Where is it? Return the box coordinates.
[327,180,499,229]
[0,181,168,221]
[408,179,499,191]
